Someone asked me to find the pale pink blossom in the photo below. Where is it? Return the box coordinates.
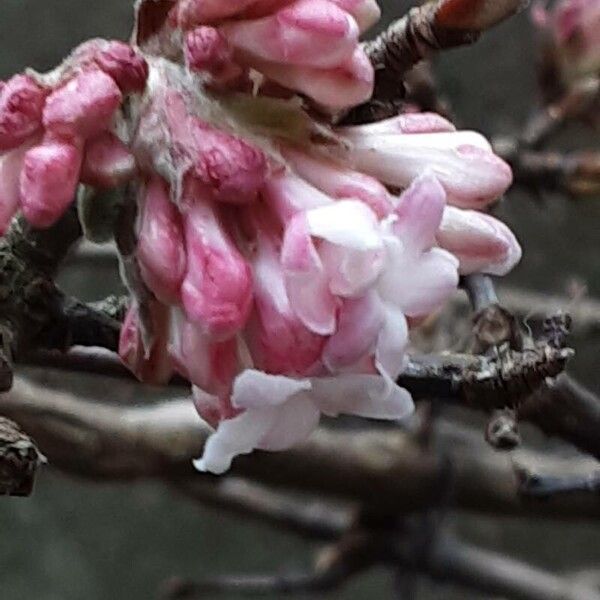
[173,0,267,27]
[195,368,412,474]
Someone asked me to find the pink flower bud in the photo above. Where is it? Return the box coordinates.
[246,207,325,375]
[169,308,239,403]
[436,206,522,275]
[340,112,456,136]
[19,140,82,228]
[175,0,259,27]
[0,144,29,233]
[184,27,244,86]
[193,385,242,432]
[221,0,359,69]
[80,132,137,188]
[282,146,392,218]
[70,39,149,93]
[188,119,268,204]
[343,125,513,209]
[43,70,122,140]
[180,192,253,338]
[94,41,149,94]
[119,301,174,385]
[328,0,380,32]
[137,176,187,304]
[0,75,47,152]
[252,46,373,109]
[537,0,600,79]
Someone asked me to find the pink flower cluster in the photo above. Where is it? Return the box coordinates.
[533,0,600,81]
[0,0,522,474]
[124,78,518,472]
[0,40,148,231]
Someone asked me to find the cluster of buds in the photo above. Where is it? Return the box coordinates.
[160,0,380,110]
[0,40,148,232]
[533,0,600,84]
[0,0,521,474]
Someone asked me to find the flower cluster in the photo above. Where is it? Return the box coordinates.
[0,40,148,232]
[0,0,521,474]
[533,0,600,82]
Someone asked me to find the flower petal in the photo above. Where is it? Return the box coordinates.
[322,291,384,371]
[231,368,312,409]
[305,199,381,250]
[392,171,446,254]
[281,212,338,334]
[311,373,414,419]
[378,242,459,317]
[375,304,409,379]
[194,407,276,474]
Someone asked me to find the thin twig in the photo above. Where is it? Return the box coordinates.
[0,416,42,496]
[162,529,600,600]
[343,0,526,123]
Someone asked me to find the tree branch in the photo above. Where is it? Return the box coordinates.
[173,478,350,541]
[2,376,600,518]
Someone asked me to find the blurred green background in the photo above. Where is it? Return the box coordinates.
[1,1,599,598]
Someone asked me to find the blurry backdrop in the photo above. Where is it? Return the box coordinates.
[1,1,599,598]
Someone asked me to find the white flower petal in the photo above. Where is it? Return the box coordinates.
[375,304,409,380]
[257,396,321,451]
[379,242,459,317]
[231,369,312,409]
[194,408,276,474]
[305,199,382,250]
[311,374,413,419]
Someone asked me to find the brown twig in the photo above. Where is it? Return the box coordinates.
[494,139,600,197]
[521,78,600,148]
[0,416,42,496]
